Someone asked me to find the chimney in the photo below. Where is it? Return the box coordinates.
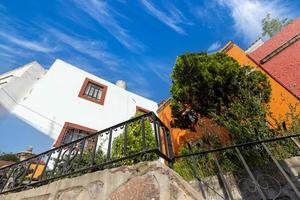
[115,80,126,89]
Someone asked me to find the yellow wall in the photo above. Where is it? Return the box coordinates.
[26,163,45,180]
[222,42,300,127]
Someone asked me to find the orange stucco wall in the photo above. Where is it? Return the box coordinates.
[158,100,230,155]
[223,42,300,127]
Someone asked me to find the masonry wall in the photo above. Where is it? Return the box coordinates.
[0,161,202,200]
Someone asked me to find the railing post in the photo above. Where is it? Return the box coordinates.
[141,116,146,151]
[212,153,234,200]
[165,128,174,167]
[75,138,86,170]
[39,152,52,181]
[106,128,113,160]
[152,113,160,150]
[51,147,63,177]
[123,123,128,156]
[156,121,163,152]
[90,135,99,166]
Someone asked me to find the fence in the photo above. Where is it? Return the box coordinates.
[0,112,174,194]
[174,133,300,199]
[2,112,300,199]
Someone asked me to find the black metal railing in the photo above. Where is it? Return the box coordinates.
[0,112,174,194]
[174,133,300,200]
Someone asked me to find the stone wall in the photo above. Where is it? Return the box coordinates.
[0,161,202,200]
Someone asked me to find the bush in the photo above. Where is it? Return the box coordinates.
[112,113,158,165]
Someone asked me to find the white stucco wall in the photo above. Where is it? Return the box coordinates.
[0,62,46,119]
[11,59,158,144]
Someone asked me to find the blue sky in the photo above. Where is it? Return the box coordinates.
[1,0,300,154]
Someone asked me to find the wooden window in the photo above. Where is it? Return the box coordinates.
[53,122,96,147]
[78,78,108,105]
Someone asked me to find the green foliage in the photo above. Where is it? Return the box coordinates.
[0,152,19,162]
[268,103,300,160]
[112,113,158,165]
[70,148,106,170]
[170,52,300,181]
[170,52,271,144]
[173,145,272,181]
[262,13,293,38]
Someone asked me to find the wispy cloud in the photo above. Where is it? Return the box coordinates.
[137,59,172,85]
[207,41,221,52]
[48,28,122,68]
[140,0,192,35]
[125,71,153,98]
[216,0,295,43]
[0,32,56,53]
[70,0,145,52]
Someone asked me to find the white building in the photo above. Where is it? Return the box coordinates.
[0,59,158,147]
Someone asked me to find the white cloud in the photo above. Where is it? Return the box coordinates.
[48,28,122,68]
[0,32,56,53]
[71,0,145,52]
[216,0,295,43]
[207,41,221,52]
[140,0,192,35]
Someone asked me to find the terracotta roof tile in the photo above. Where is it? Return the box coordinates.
[248,17,300,99]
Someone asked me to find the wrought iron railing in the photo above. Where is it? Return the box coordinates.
[174,133,300,200]
[0,112,174,194]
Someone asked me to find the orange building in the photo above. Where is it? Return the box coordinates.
[221,41,300,127]
[158,20,300,154]
[157,99,230,155]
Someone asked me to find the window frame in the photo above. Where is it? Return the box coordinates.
[53,122,97,147]
[136,106,150,114]
[78,77,108,105]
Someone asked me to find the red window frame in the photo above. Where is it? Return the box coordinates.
[53,122,97,147]
[136,106,150,114]
[78,77,108,105]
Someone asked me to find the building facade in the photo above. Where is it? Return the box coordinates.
[221,41,300,127]
[0,59,158,147]
[158,18,300,153]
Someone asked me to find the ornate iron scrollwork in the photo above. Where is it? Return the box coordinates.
[238,174,282,199]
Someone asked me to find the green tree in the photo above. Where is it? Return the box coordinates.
[262,13,293,38]
[112,113,158,165]
[170,52,271,144]
[0,152,19,162]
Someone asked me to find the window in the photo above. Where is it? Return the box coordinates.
[61,128,90,145]
[54,122,96,147]
[84,82,102,100]
[78,78,108,105]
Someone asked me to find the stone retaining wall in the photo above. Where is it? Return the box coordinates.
[0,161,202,200]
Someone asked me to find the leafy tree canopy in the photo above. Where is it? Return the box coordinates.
[262,13,293,38]
[170,52,271,144]
[0,152,19,162]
